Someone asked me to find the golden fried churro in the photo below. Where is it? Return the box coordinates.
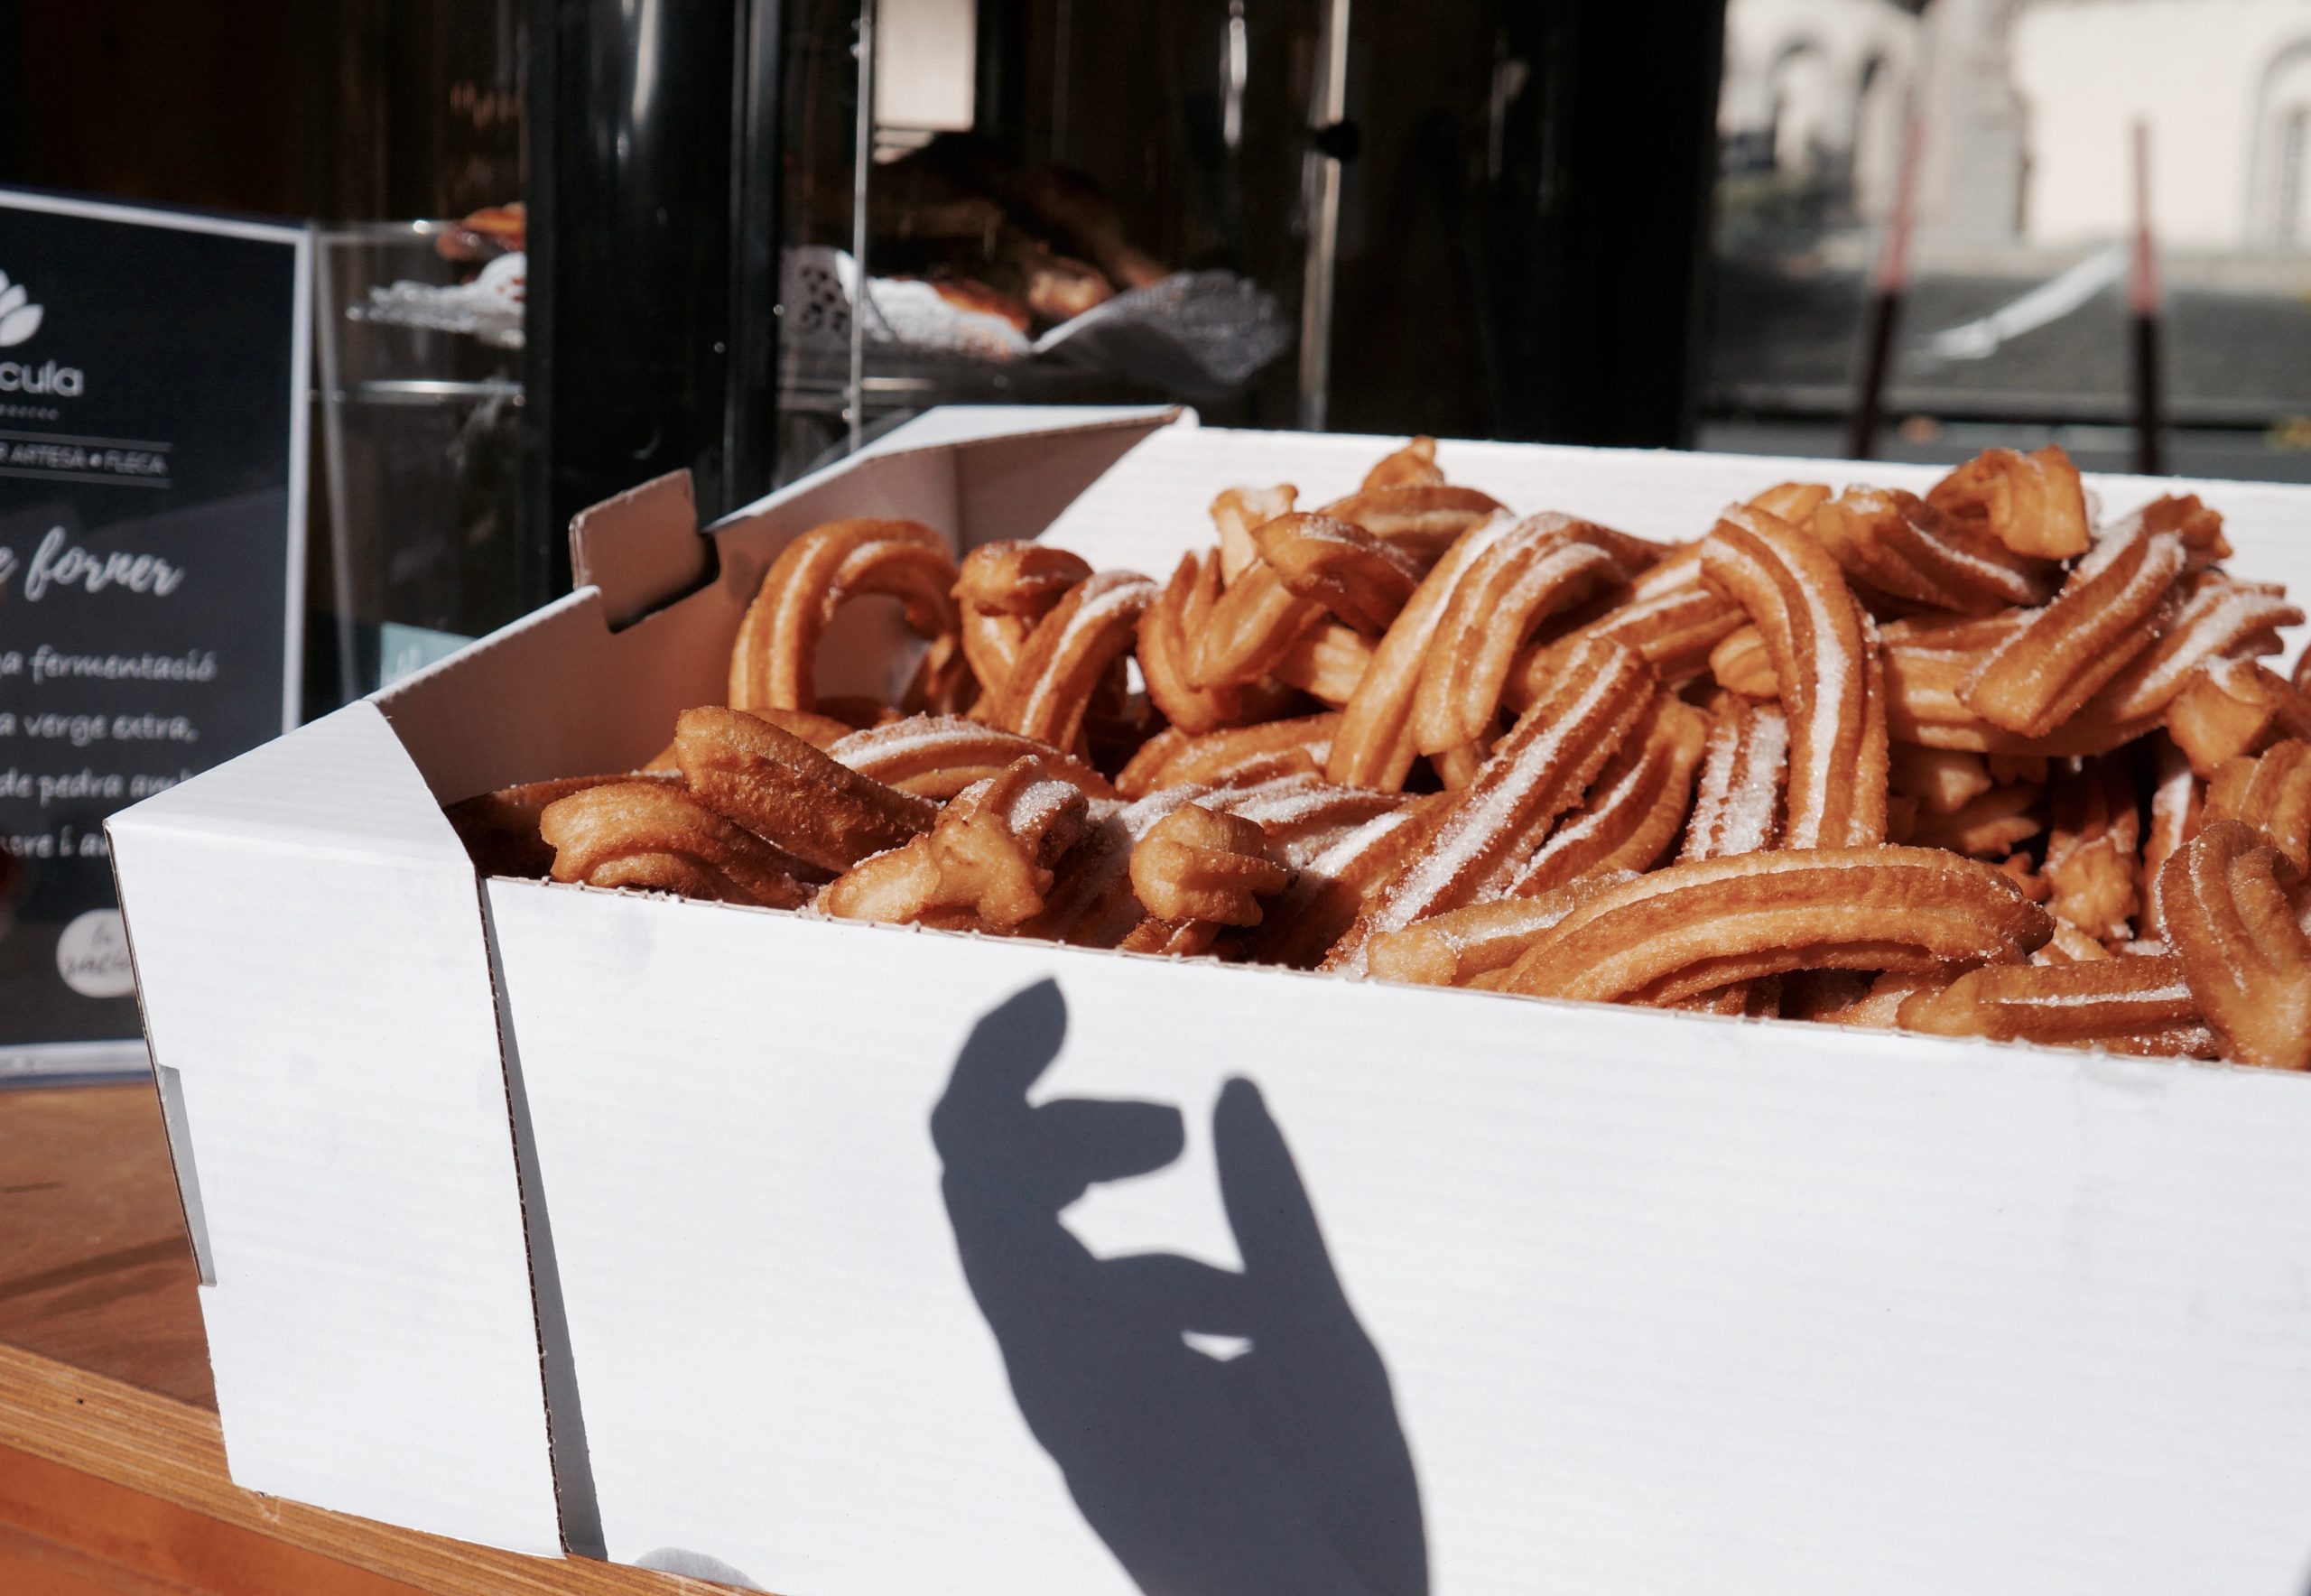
[2043,755,2141,942]
[730,519,960,712]
[1315,485,1506,564]
[1360,434,1446,490]
[1256,512,1427,635]
[2155,820,2311,1068]
[1326,508,1523,789]
[1019,798,1172,949]
[2033,916,2118,964]
[1137,553,1301,735]
[1889,745,1993,816]
[1959,519,2186,738]
[1276,621,1377,706]
[1505,547,1747,710]
[1498,846,2052,1006]
[2140,734,2201,937]
[674,706,937,873]
[540,781,814,908]
[1129,803,1289,925]
[1234,803,1438,969]
[1679,696,1788,861]
[1700,502,1889,847]
[1897,958,2211,1056]
[1211,484,1296,581]
[826,714,1117,800]
[1707,625,1777,699]
[1189,563,1324,689]
[2167,659,2311,776]
[1906,782,2043,858]
[1329,636,1656,971]
[1410,514,1649,756]
[989,570,1159,751]
[1882,612,2158,756]
[2116,492,2232,571]
[1146,712,1342,790]
[1809,485,2058,616]
[2080,571,2301,724]
[1114,727,1191,799]
[1513,694,1707,895]
[2206,738,2311,878]
[953,541,1094,701]
[1784,969,1944,1027]
[1202,775,1411,867]
[1925,444,2092,560]
[1365,873,1636,988]
[449,771,684,878]
[1747,481,1832,524]
[819,756,1091,932]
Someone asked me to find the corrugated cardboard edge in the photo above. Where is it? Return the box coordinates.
[102,405,1189,1559]
[106,703,565,1555]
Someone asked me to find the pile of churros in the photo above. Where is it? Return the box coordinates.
[448,438,2311,1068]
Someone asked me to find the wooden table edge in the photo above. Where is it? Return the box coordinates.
[0,1341,719,1595]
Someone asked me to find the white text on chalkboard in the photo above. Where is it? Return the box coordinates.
[0,525,186,599]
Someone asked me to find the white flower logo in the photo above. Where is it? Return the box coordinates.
[0,273,43,348]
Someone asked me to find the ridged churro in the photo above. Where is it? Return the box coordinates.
[730,519,959,713]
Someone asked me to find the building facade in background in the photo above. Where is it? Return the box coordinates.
[1724,0,2311,249]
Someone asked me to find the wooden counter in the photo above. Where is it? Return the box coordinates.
[0,1082,708,1595]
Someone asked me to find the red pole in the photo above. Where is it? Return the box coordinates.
[2130,117,2166,475]
[1848,110,1924,460]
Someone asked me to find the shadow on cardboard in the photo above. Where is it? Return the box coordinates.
[932,977,1428,1596]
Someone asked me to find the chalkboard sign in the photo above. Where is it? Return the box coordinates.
[0,189,308,1075]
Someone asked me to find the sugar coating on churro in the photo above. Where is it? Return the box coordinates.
[457,436,2309,1068]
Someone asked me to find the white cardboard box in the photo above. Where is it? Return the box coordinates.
[115,407,2311,1591]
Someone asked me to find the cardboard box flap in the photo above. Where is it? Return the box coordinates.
[106,701,562,1554]
[569,469,710,632]
[108,701,471,864]
[371,408,1191,810]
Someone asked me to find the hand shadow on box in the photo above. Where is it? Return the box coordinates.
[932,979,1428,1596]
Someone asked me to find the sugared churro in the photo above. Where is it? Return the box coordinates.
[1512,694,1707,895]
[1506,545,1744,708]
[2166,659,2311,777]
[450,771,684,879]
[1410,514,1653,756]
[1141,713,1341,790]
[2042,755,2141,942]
[730,519,959,713]
[539,781,815,908]
[953,541,1093,702]
[1678,695,1788,861]
[675,706,936,872]
[988,570,1158,751]
[1328,636,1656,971]
[1498,847,2052,1006]
[2205,738,2310,878]
[1809,485,2056,615]
[1326,508,1524,790]
[1129,803,1289,925]
[819,756,1089,932]
[1699,502,1888,847]
[1897,958,2211,1057]
[1959,518,2185,738]
[2156,820,2311,1068]
[1926,444,2092,560]
[826,715,1116,800]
